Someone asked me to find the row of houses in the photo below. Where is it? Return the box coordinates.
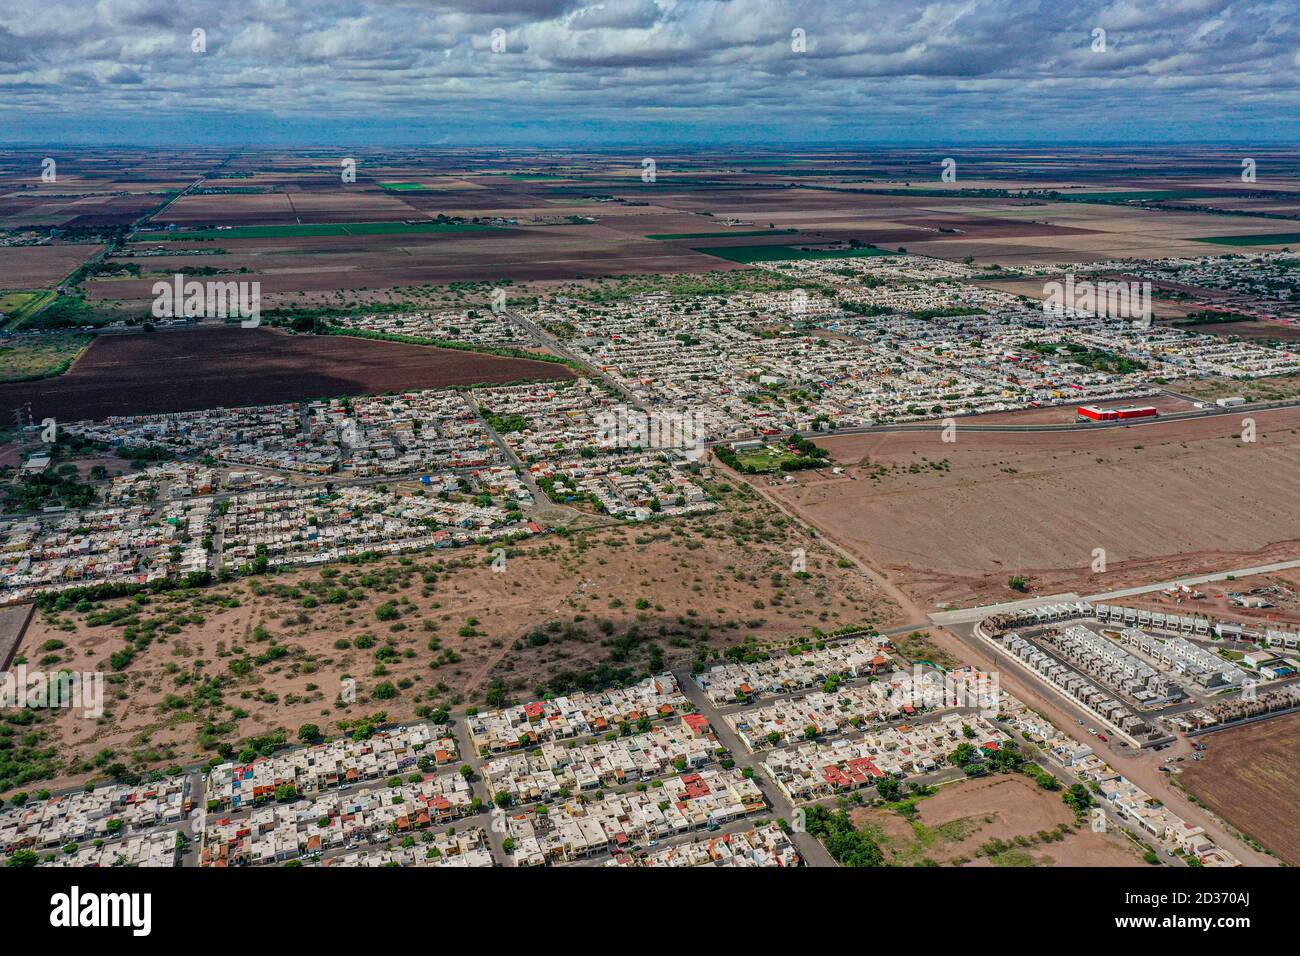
[727,669,973,752]
[483,715,718,805]
[466,674,689,754]
[0,778,190,853]
[205,725,452,810]
[503,767,767,865]
[604,823,800,868]
[991,632,1154,740]
[693,636,891,706]
[761,712,1005,804]
[315,827,494,867]
[200,770,475,866]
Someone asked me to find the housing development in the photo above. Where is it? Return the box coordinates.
[0,3,1294,935]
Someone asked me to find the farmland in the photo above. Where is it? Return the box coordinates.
[0,331,93,382]
[130,221,500,241]
[0,326,573,421]
[693,244,897,263]
[1179,711,1300,865]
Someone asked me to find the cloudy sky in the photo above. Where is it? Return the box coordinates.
[0,0,1296,145]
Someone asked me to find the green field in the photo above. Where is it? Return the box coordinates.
[130,221,501,241]
[693,244,896,263]
[0,331,93,381]
[0,290,55,328]
[647,229,799,241]
[734,446,801,471]
[1192,232,1300,247]
[379,182,430,191]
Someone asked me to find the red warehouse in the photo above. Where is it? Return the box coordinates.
[1076,405,1159,422]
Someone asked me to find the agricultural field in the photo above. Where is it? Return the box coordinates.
[693,244,897,263]
[1193,233,1300,247]
[1179,711,1300,865]
[0,331,92,382]
[130,221,501,241]
[0,326,573,421]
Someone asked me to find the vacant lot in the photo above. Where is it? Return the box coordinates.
[851,774,1142,866]
[760,408,1300,610]
[8,498,898,795]
[0,331,93,382]
[0,326,573,421]
[1180,712,1300,865]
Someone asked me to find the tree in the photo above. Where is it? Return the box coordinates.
[1063,783,1094,814]
[875,776,902,802]
[298,723,323,744]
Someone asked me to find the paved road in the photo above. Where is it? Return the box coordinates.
[672,667,838,867]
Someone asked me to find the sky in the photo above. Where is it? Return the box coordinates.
[0,0,1297,146]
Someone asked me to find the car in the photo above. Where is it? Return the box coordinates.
[1159,767,1172,773]
[647,840,659,847]
[1096,734,1108,742]
[1088,728,1097,735]
[1076,719,1085,725]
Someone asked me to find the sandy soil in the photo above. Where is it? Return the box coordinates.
[760,408,1300,610]
[1178,711,1300,865]
[8,497,900,796]
[852,774,1143,866]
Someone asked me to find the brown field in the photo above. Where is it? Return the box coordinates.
[7,498,899,795]
[0,326,573,421]
[756,408,1300,610]
[1174,320,1300,343]
[1179,711,1300,865]
[851,774,1143,866]
[0,243,104,288]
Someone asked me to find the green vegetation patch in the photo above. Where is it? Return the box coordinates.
[0,332,93,382]
[1192,233,1300,247]
[379,182,430,192]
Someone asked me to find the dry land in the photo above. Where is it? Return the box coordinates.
[4,494,900,796]
[851,774,1143,867]
[756,408,1300,611]
[1179,711,1300,865]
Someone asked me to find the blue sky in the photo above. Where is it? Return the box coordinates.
[1,0,1297,146]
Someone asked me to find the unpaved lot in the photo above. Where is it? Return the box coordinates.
[1179,711,1300,865]
[852,774,1143,866]
[759,408,1300,610]
[7,497,899,796]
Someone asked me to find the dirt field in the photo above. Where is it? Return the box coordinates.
[0,326,573,421]
[6,496,901,795]
[0,243,104,288]
[1179,711,1300,865]
[756,408,1300,610]
[851,774,1143,866]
